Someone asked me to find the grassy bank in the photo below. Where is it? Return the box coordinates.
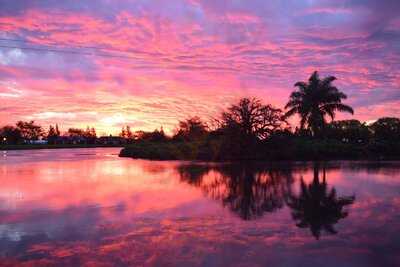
[0,144,123,150]
[119,139,400,161]
[119,141,201,160]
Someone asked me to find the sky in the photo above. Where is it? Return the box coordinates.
[0,0,399,135]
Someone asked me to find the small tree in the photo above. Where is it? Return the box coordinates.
[325,120,370,143]
[90,127,96,138]
[0,126,22,144]
[67,128,85,137]
[173,116,208,141]
[120,126,133,143]
[47,125,60,144]
[82,126,97,144]
[221,98,287,140]
[120,126,127,138]
[16,121,43,141]
[151,127,168,142]
[134,128,167,142]
[211,98,287,160]
[126,126,133,139]
[370,117,400,141]
[55,124,61,136]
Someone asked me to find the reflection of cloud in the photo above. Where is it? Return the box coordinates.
[0,155,400,266]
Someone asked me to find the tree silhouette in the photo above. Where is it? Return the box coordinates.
[370,117,400,141]
[126,126,133,139]
[120,126,127,138]
[67,128,85,137]
[285,71,354,137]
[211,98,287,160]
[177,163,294,220]
[173,116,208,141]
[286,166,355,239]
[16,121,44,141]
[0,125,22,144]
[221,98,287,140]
[325,119,370,143]
[119,126,134,141]
[55,124,60,136]
[134,128,168,142]
[47,125,60,144]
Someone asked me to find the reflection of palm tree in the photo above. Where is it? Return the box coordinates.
[287,166,355,239]
[177,163,294,220]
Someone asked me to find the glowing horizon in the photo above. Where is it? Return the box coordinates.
[0,0,399,135]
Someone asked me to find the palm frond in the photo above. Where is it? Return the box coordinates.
[322,76,336,86]
[300,115,308,129]
[309,71,319,83]
[323,103,354,115]
[285,99,302,109]
[290,91,305,99]
[324,108,335,121]
[294,82,307,92]
[284,107,298,118]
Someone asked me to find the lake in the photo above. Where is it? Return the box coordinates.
[0,148,399,267]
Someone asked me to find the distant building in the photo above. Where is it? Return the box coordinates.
[97,136,126,145]
[27,140,48,145]
[52,136,86,145]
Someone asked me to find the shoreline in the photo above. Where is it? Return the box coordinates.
[118,141,400,162]
[0,144,123,151]
[119,154,398,162]
[2,143,398,162]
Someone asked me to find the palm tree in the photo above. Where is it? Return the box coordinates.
[285,71,354,136]
[286,166,355,239]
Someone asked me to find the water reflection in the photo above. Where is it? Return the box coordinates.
[2,149,399,266]
[178,164,294,220]
[287,165,355,239]
[178,163,355,239]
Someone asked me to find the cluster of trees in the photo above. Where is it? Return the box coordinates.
[0,121,98,145]
[121,71,400,160]
[62,127,97,144]
[119,126,133,140]
[0,121,44,144]
[120,127,168,143]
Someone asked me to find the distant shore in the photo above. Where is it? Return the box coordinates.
[0,144,123,151]
[119,140,400,161]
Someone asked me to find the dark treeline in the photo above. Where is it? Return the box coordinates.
[0,122,103,145]
[120,71,400,160]
[0,119,163,146]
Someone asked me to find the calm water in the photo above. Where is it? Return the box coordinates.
[0,148,399,267]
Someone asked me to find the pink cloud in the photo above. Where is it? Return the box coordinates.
[0,1,399,133]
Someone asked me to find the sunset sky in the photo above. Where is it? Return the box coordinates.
[0,0,399,135]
